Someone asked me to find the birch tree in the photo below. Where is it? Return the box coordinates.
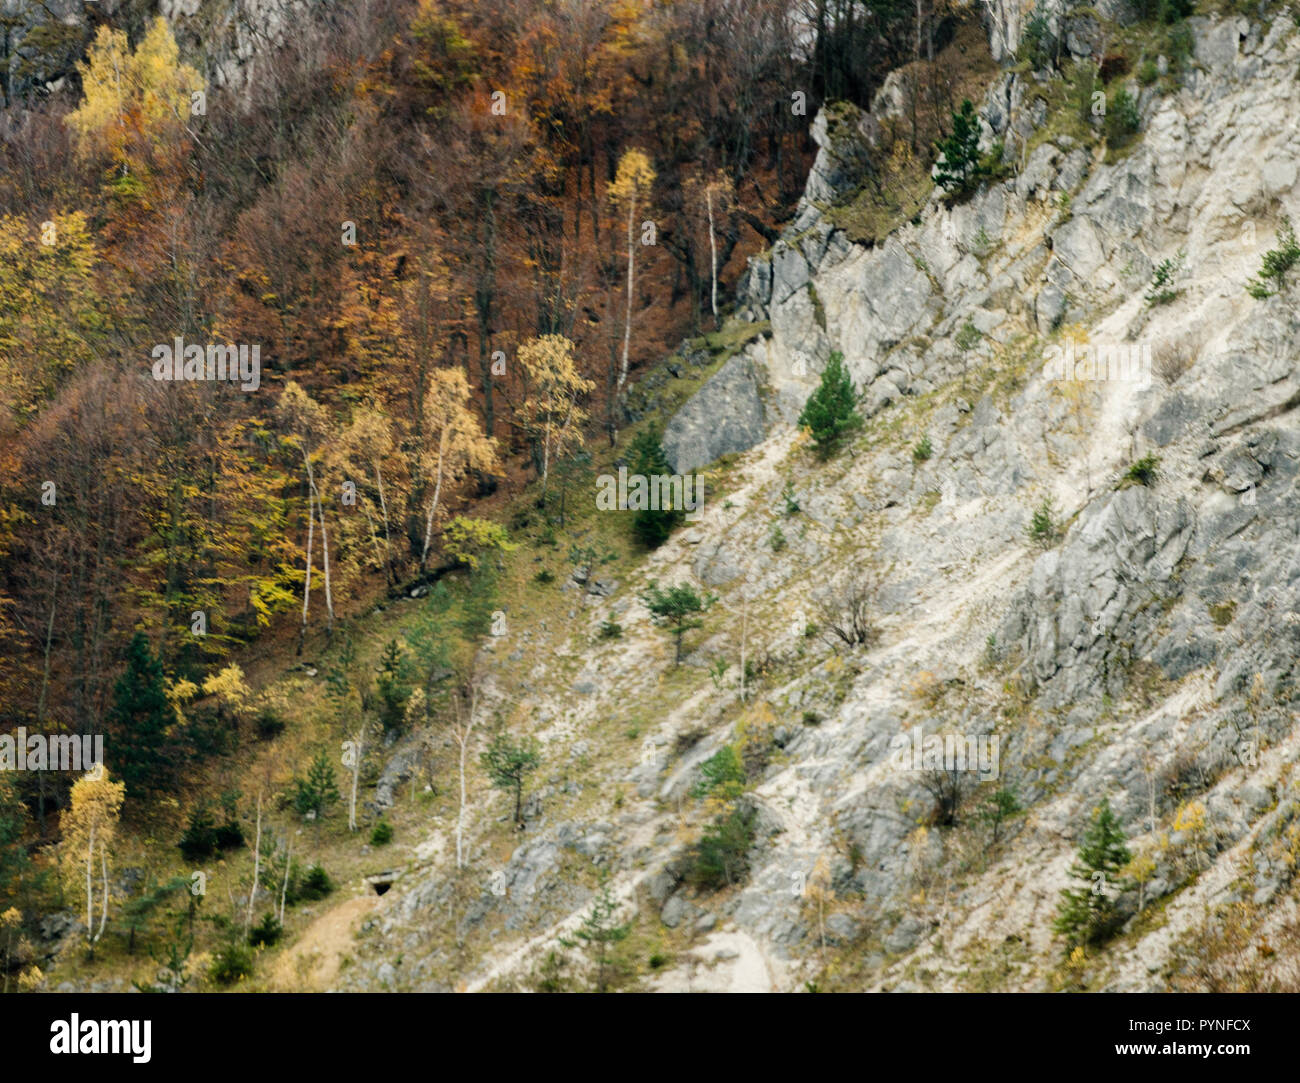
[685,168,735,324]
[609,149,656,392]
[58,768,125,960]
[516,335,594,498]
[277,382,336,646]
[244,791,262,939]
[419,368,497,572]
[335,404,400,586]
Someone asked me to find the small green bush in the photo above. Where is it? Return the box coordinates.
[370,820,393,846]
[768,524,787,552]
[693,745,747,800]
[248,913,283,948]
[1104,89,1141,149]
[1123,454,1160,487]
[1246,217,1300,299]
[533,568,556,584]
[1021,3,1058,70]
[1144,250,1184,306]
[297,863,335,902]
[211,941,255,985]
[598,616,623,640]
[255,706,285,740]
[689,805,757,891]
[178,801,218,861]
[781,480,800,516]
[913,435,933,462]
[1027,497,1059,548]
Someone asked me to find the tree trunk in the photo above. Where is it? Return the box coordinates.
[310,479,335,636]
[618,201,635,391]
[348,725,364,832]
[375,464,394,585]
[298,479,315,655]
[245,793,262,937]
[420,430,448,571]
[279,838,292,924]
[706,188,720,324]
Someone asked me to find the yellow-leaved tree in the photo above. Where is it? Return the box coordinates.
[276,382,336,648]
[608,149,656,392]
[65,17,203,178]
[0,212,106,421]
[332,403,402,585]
[419,368,497,571]
[57,768,125,960]
[516,335,594,498]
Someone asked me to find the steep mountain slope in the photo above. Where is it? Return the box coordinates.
[24,4,1300,996]
[297,9,1300,993]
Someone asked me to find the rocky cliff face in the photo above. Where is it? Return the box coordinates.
[332,9,1300,992]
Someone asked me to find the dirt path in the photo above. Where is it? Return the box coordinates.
[268,894,379,991]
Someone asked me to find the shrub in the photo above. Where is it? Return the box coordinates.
[214,818,244,852]
[768,524,787,552]
[689,804,757,891]
[178,800,218,861]
[1027,497,1059,548]
[802,710,822,726]
[814,568,876,648]
[1137,59,1159,86]
[255,705,285,740]
[1123,454,1160,487]
[1144,250,1184,306]
[1020,4,1058,69]
[912,435,933,462]
[1246,217,1300,299]
[370,820,393,846]
[693,745,747,800]
[1104,88,1141,149]
[248,913,282,948]
[210,941,255,985]
[1167,23,1194,70]
[533,568,556,584]
[781,480,800,516]
[297,864,334,902]
[1098,53,1130,82]
[797,350,862,458]
[597,616,623,640]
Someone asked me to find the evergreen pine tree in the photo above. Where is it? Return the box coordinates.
[934,100,987,195]
[109,632,178,798]
[1053,797,1133,948]
[628,427,683,548]
[639,580,716,664]
[797,351,861,458]
[480,732,542,829]
[293,749,341,819]
[560,873,631,992]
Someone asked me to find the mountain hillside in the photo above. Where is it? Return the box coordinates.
[5,0,1300,997]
